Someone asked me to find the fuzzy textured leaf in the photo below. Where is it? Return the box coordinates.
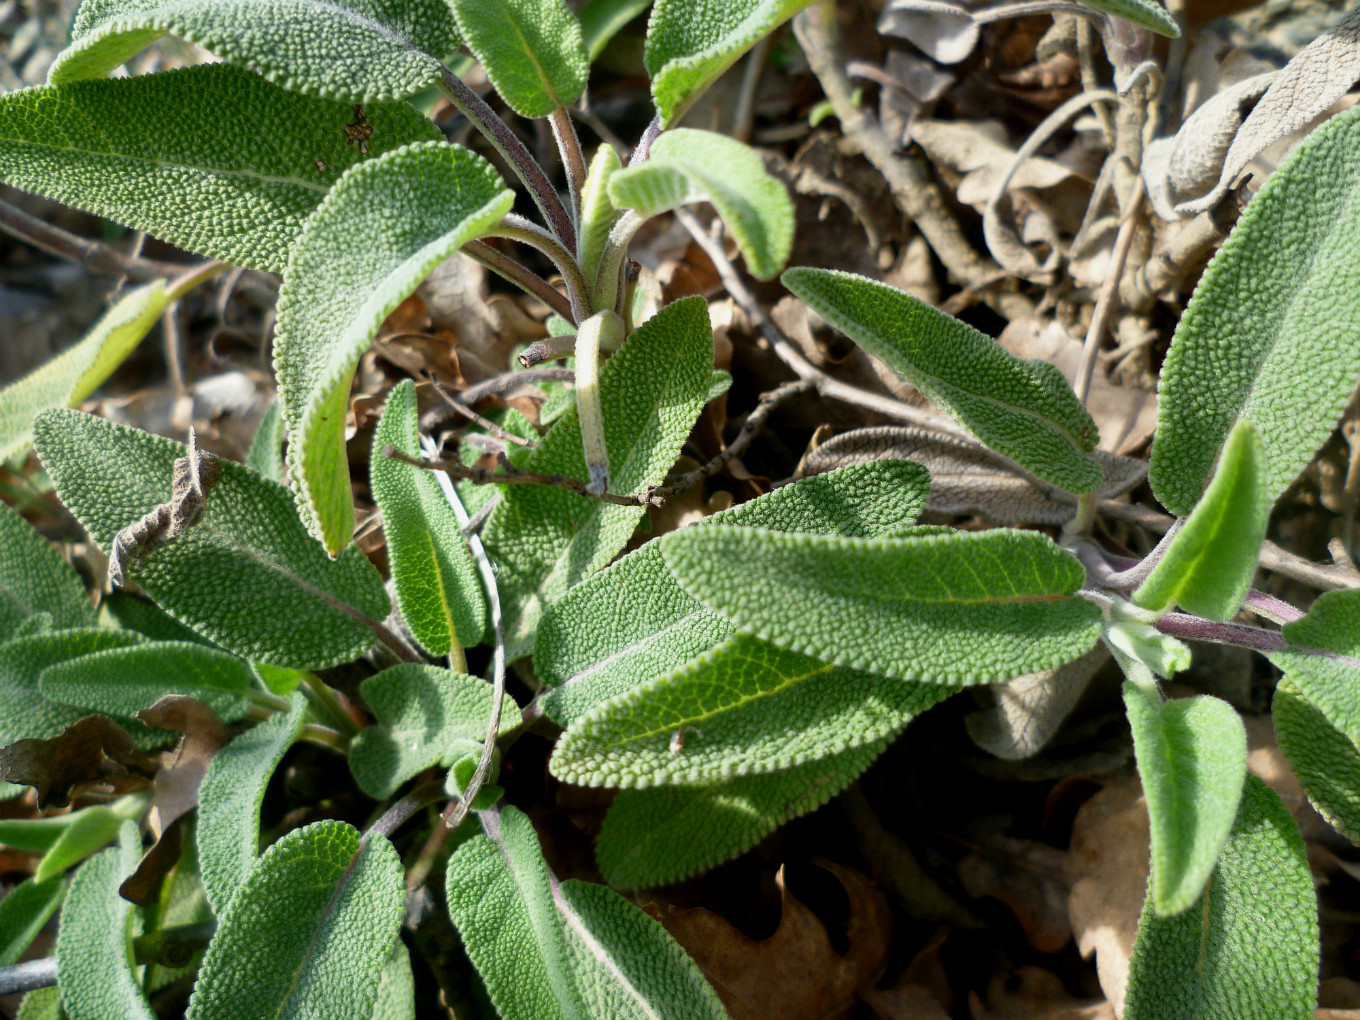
[185,820,403,1020]
[55,821,154,1020]
[0,876,65,967]
[446,806,586,1020]
[610,129,793,280]
[535,460,930,725]
[245,400,285,484]
[0,502,95,637]
[1124,775,1318,1020]
[644,0,816,126]
[783,268,1101,493]
[196,695,305,915]
[597,740,889,888]
[449,0,588,118]
[372,381,484,655]
[552,633,954,787]
[0,628,143,745]
[0,282,170,462]
[51,0,461,103]
[1273,676,1360,843]
[1076,0,1178,35]
[554,879,730,1020]
[0,66,440,272]
[1134,421,1268,621]
[483,296,713,658]
[1149,104,1360,515]
[663,525,1102,684]
[370,940,415,1020]
[34,410,390,669]
[34,796,149,882]
[40,640,255,726]
[275,142,512,554]
[348,664,520,799]
[1124,684,1247,916]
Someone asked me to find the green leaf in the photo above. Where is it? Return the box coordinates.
[447,806,726,1020]
[0,628,144,745]
[1150,105,1360,516]
[16,988,63,1020]
[0,876,66,967]
[483,296,714,658]
[782,268,1101,493]
[644,0,816,127]
[662,525,1102,684]
[54,821,154,1020]
[1273,676,1360,843]
[1123,683,1247,916]
[610,129,793,280]
[1134,420,1268,621]
[34,796,149,883]
[597,740,889,887]
[0,282,170,462]
[245,399,285,484]
[448,0,588,118]
[370,940,415,1020]
[577,144,623,286]
[347,664,521,799]
[581,0,652,60]
[52,0,461,103]
[101,592,213,646]
[40,641,257,726]
[372,380,485,655]
[1124,775,1317,1020]
[447,806,586,1020]
[274,142,513,555]
[1076,0,1179,37]
[552,633,955,787]
[196,695,305,915]
[0,65,440,273]
[535,460,932,725]
[185,820,404,1020]
[0,502,95,636]
[34,410,390,669]
[554,879,730,1020]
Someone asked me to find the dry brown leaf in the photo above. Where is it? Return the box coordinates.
[960,832,1071,953]
[800,424,1145,526]
[119,696,229,905]
[972,966,1114,1020]
[0,715,158,808]
[910,120,1075,211]
[877,0,978,65]
[861,984,951,1020]
[966,646,1111,761]
[654,861,891,1020]
[1064,777,1147,1018]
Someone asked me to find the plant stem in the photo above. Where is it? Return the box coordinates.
[243,688,293,713]
[483,214,591,320]
[549,104,587,216]
[630,114,663,166]
[427,376,534,448]
[462,240,575,323]
[423,438,507,834]
[300,723,350,754]
[165,259,229,301]
[420,367,576,430]
[518,334,578,366]
[299,674,361,738]
[0,196,196,281]
[439,66,577,251]
[592,210,644,312]
[1152,612,1287,654]
[367,780,447,840]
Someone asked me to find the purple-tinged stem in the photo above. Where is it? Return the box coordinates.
[440,67,577,251]
[630,113,663,166]
[462,240,575,323]
[549,105,587,219]
[1153,612,1287,654]
[1242,589,1305,625]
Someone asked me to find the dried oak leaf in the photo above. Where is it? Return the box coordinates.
[960,829,1072,953]
[0,715,157,808]
[971,965,1114,1020]
[652,861,891,1020]
[120,696,229,905]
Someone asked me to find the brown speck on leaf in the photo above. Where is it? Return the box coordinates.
[314,158,328,173]
[344,104,373,155]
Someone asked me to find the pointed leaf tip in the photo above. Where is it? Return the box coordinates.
[449,0,589,118]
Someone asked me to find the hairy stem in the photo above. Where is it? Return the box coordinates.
[439,66,577,250]
[462,240,575,323]
[549,104,587,216]
[0,196,197,281]
[483,214,591,320]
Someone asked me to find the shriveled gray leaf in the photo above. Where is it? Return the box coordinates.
[877,0,978,65]
[965,645,1109,761]
[801,425,1145,526]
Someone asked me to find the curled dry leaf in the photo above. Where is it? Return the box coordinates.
[877,0,979,65]
[800,425,1145,526]
[966,645,1110,761]
[651,860,891,1020]
[0,714,157,808]
[120,695,229,905]
[959,831,1072,954]
[1151,7,1360,218]
[971,966,1115,1020]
